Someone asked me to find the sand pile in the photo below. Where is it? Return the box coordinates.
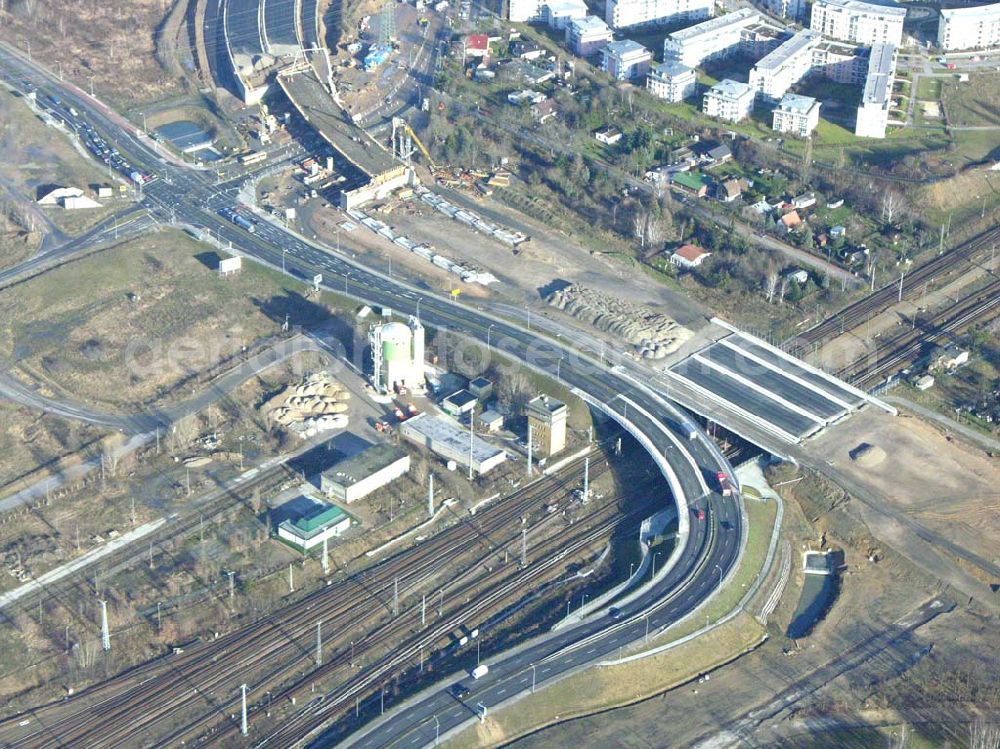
[546,284,691,359]
[850,443,886,468]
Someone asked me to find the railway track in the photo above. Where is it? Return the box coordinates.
[248,503,637,749]
[0,463,293,657]
[837,277,1000,386]
[789,225,1000,354]
[0,452,626,749]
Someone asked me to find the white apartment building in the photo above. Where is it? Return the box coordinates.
[663,8,759,68]
[809,0,905,46]
[602,39,653,79]
[938,3,1000,50]
[855,41,896,137]
[703,78,755,122]
[647,61,697,101]
[546,0,588,28]
[566,15,614,55]
[772,93,821,135]
[740,20,785,57]
[509,0,545,22]
[748,29,822,101]
[605,0,712,30]
[811,39,866,83]
[762,0,805,21]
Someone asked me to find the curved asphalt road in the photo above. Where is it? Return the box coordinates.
[0,48,746,749]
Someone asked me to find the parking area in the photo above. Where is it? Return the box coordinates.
[665,329,868,444]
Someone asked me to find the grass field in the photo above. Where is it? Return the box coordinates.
[0,0,185,107]
[0,228,335,410]
[941,72,1000,127]
[442,496,778,749]
[0,87,123,245]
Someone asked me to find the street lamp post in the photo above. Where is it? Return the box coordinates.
[714,564,723,587]
[486,323,495,350]
[416,297,422,320]
[530,663,536,693]
[282,248,288,274]
[652,551,662,576]
[434,715,440,746]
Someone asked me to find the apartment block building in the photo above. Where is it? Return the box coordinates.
[602,39,653,80]
[663,8,759,67]
[702,78,755,122]
[605,0,712,30]
[809,0,905,46]
[748,29,822,102]
[855,41,896,137]
[938,3,1000,50]
[772,93,821,136]
[566,15,614,55]
[647,60,697,101]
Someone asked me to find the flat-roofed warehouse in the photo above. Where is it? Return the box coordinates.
[399,413,507,475]
[320,443,411,503]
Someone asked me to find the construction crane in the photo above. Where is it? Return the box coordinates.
[392,117,438,172]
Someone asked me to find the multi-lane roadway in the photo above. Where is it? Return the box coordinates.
[0,45,748,749]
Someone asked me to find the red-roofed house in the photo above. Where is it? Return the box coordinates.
[669,243,711,269]
[466,34,490,57]
[779,210,802,232]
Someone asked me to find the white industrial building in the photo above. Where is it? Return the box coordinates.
[369,316,425,394]
[320,443,410,503]
[663,8,759,68]
[855,41,896,138]
[602,39,653,80]
[399,412,507,475]
[566,15,614,55]
[702,79,755,122]
[809,0,905,46]
[748,29,822,102]
[647,61,698,101]
[605,0,713,31]
[938,3,1000,50]
[275,491,352,552]
[772,93,821,136]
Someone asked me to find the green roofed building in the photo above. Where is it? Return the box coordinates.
[277,498,351,551]
[670,171,708,197]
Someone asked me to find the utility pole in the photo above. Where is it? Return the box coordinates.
[240,684,248,736]
[228,570,235,599]
[521,526,527,566]
[288,564,294,593]
[421,594,427,626]
[526,424,533,476]
[898,270,905,302]
[427,473,434,518]
[582,457,590,503]
[468,416,475,481]
[393,576,399,616]
[100,600,111,651]
[315,621,323,666]
[321,536,330,575]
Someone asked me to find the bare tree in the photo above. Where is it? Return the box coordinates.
[765,269,780,304]
[632,208,647,250]
[970,721,1000,749]
[643,213,673,256]
[881,190,906,225]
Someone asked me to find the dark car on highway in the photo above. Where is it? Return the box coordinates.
[450,683,471,700]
